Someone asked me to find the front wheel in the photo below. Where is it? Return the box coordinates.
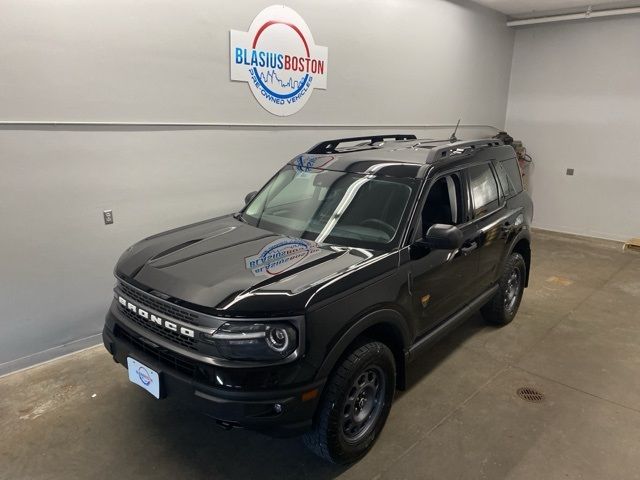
[303,340,395,464]
[482,252,526,325]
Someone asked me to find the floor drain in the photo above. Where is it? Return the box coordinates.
[517,387,544,403]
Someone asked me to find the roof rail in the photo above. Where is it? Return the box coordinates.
[425,139,503,163]
[307,134,417,154]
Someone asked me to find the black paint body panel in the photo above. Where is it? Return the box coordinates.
[104,138,533,435]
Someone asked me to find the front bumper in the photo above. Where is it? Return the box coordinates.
[103,311,324,437]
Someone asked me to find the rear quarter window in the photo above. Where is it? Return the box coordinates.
[497,158,523,196]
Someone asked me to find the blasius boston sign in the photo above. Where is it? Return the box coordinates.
[230,5,328,116]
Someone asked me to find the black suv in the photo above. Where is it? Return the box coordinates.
[103,134,532,464]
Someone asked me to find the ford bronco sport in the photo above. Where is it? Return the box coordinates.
[103,134,532,464]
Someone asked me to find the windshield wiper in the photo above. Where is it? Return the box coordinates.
[233,212,247,223]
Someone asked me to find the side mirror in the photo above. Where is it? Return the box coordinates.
[244,191,258,205]
[417,224,463,250]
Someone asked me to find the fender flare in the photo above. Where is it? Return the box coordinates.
[503,229,532,286]
[315,308,412,381]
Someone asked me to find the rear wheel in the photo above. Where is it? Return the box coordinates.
[482,252,526,325]
[303,340,395,464]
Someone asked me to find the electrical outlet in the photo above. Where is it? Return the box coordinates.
[103,210,114,225]
[566,168,574,176]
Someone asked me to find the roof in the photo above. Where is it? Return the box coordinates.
[288,135,508,179]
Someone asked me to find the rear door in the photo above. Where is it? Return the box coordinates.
[465,162,518,289]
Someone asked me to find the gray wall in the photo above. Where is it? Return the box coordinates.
[0,0,514,373]
[505,16,640,241]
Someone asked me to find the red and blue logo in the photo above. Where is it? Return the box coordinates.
[245,238,321,277]
[230,6,328,116]
[137,367,152,386]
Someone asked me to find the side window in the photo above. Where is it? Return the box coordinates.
[495,160,515,197]
[467,164,500,217]
[418,173,463,237]
[500,158,524,194]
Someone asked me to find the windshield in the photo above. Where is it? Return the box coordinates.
[242,166,418,250]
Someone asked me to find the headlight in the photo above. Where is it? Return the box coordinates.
[203,322,298,361]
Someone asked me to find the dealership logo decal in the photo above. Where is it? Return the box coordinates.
[245,238,321,276]
[137,367,152,386]
[230,5,328,116]
[294,155,336,176]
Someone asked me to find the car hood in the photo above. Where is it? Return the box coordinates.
[115,215,390,315]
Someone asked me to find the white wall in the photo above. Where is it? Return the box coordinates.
[505,16,640,241]
[0,0,514,373]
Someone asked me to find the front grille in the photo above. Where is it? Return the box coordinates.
[117,303,198,351]
[114,324,198,378]
[119,282,200,325]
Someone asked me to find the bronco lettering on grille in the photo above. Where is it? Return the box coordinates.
[118,296,195,338]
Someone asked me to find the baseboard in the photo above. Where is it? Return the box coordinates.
[0,334,103,378]
[531,225,626,246]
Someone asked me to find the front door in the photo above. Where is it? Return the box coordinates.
[407,172,483,335]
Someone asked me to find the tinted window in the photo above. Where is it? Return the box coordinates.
[419,174,463,237]
[467,164,499,216]
[495,161,513,197]
[243,165,418,250]
[499,158,523,195]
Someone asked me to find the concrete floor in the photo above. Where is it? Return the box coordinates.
[2,230,640,480]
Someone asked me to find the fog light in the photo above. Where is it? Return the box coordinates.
[273,403,283,414]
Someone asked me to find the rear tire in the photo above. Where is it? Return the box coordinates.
[303,340,395,464]
[482,252,526,325]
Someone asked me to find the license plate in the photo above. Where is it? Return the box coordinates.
[127,357,160,399]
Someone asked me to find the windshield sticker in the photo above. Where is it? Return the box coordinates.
[293,155,336,176]
[294,155,315,176]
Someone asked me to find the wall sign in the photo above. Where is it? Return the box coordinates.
[230,5,328,116]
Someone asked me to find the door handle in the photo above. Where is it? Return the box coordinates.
[460,241,477,255]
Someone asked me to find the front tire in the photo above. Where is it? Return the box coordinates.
[303,340,395,464]
[482,252,526,325]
